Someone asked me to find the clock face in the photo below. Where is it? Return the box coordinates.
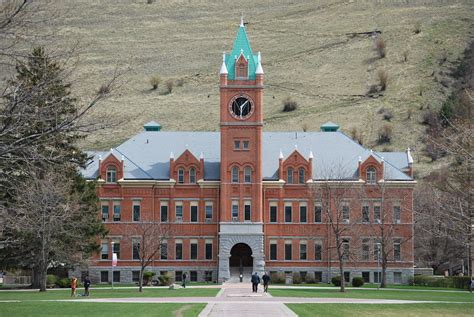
[229,95,254,120]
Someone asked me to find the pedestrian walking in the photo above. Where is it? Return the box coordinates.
[83,276,91,296]
[262,272,270,293]
[470,279,474,293]
[70,277,77,297]
[251,272,260,293]
[182,272,187,288]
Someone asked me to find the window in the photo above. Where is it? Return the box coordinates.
[113,271,120,282]
[112,242,120,259]
[113,203,121,222]
[106,166,117,183]
[175,202,183,221]
[362,272,370,283]
[178,168,184,184]
[362,205,370,223]
[244,167,252,183]
[243,140,249,149]
[344,271,350,283]
[394,272,402,284]
[374,205,381,223]
[362,239,370,261]
[161,241,168,260]
[315,243,322,261]
[366,167,376,184]
[270,242,277,260]
[101,204,109,222]
[393,205,401,223]
[132,240,140,260]
[285,242,292,260]
[374,271,381,283]
[342,204,349,223]
[175,241,183,260]
[205,203,213,220]
[175,271,182,282]
[190,241,198,260]
[394,240,401,261]
[190,271,198,282]
[100,271,109,283]
[298,168,305,184]
[133,202,140,222]
[314,271,322,283]
[285,205,292,223]
[374,242,381,261]
[205,271,213,282]
[101,242,109,260]
[300,271,307,282]
[205,242,213,260]
[342,239,349,261]
[189,168,196,184]
[300,242,307,260]
[314,205,322,223]
[132,271,140,282]
[244,201,251,221]
[232,200,239,219]
[161,203,168,222]
[231,167,239,183]
[236,57,248,78]
[299,204,307,223]
[190,203,198,222]
[287,168,293,184]
[234,140,240,149]
[270,204,277,223]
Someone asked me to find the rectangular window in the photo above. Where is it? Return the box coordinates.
[374,205,381,223]
[232,167,239,183]
[243,140,249,149]
[190,204,198,222]
[244,167,251,183]
[394,240,401,261]
[393,205,401,223]
[298,168,305,184]
[300,271,307,282]
[315,243,322,261]
[133,202,140,222]
[344,271,350,283]
[300,242,307,260]
[314,205,322,223]
[394,272,402,284]
[374,242,381,261]
[232,200,239,219]
[234,140,240,149]
[101,204,109,222]
[362,205,370,223]
[161,242,168,260]
[374,272,381,283]
[270,204,277,223]
[175,202,183,221]
[101,242,109,260]
[190,241,198,260]
[299,204,307,223]
[270,242,277,260]
[190,271,198,282]
[132,271,140,282]
[175,242,183,260]
[287,169,293,184]
[113,271,120,283]
[175,271,182,282]
[244,201,251,221]
[189,168,196,184]
[205,271,213,282]
[285,205,292,223]
[362,239,370,261]
[362,272,370,283]
[342,204,349,223]
[178,169,184,184]
[314,271,322,283]
[100,271,108,283]
[342,239,349,261]
[205,242,213,260]
[113,203,121,222]
[113,242,120,259]
[161,203,168,222]
[285,242,292,260]
[132,240,140,260]
[205,203,213,220]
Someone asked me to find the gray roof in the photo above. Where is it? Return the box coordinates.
[82,131,413,181]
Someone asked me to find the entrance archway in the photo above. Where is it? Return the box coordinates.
[229,243,253,272]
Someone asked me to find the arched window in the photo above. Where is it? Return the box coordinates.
[106,166,117,183]
[189,168,196,184]
[244,167,252,183]
[178,168,184,184]
[298,168,305,184]
[231,166,239,183]
[287,167,294,184]
[366,167,376,184]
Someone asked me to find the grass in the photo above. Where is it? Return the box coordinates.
[0,287,219,301]
[286,303,474,317]
[273,283,468,291]
[269,288,474,302]
[0,302,205,317]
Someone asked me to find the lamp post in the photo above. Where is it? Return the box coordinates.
[376,242,381,290]
[111,241,115,290]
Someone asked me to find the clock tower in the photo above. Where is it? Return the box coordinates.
[218,19,265,282]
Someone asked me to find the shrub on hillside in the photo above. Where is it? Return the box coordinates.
[165,79,174,94]
[378,124,393,144]
[351,277,364,287]
[377,69,388,91]
[97,84,110,95]
[421,110,438,127]
[349,127,364,145]
[282,97,298,112]
[402,50,409,62]
[176,78,184,87]
[374,37,386,58]
[413,21,421,34]
[331,275,342,287]
[150,76,161,90]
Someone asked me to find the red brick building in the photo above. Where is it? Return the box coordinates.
[83,20,415,285]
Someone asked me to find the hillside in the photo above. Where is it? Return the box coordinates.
[20,0,474,175]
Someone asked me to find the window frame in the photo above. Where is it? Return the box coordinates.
[270,242,277,260]
[284,242,292,260]
[160,203,168,222]
[189,167,196,184]
[314,205,322,223]
[287,167,294,184]
[244,201,251,221]
[190,203,198,223]
[284,204,292,223]
[314,242,322,261]
[299,203,307,223]
[298,168,305,184]
[178,168,185,184]
[175,241,183,260]
[269,204,277,223]
[132,202,140,222]
[244,166,252,183]
[106,166,117,183]
[231,166,239,183]
[299,242,307,260]
[366,167,377,184]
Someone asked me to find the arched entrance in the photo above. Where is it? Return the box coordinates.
[229,243,253,278]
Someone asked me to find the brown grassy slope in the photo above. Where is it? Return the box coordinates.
[29,0,473,174]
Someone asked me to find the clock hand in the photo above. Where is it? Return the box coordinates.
[239,100,249,118]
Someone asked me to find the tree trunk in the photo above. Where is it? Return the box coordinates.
[339,259,345,292]
[381,257,387,288]
[38,266,47,292]
[139,267,144,292]
[31,267,41,289]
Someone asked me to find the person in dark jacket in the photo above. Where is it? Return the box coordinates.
[182,272,187,288]
[262,272,270,293]
[251,272,260,293]
[83,276,91,296]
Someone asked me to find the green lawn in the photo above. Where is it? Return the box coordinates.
[286,303,474,317]
[274,283,467,291]
[270,288,474,302]
[0,287,218,301]
[0,302,205,317]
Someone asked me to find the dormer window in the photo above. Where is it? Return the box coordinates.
[366,167,376,184]
[189,168,196,184]
[235,54,248,79]
[287,168,294,184]
[178,168,184,184]
[298,168,305,184]
[106,166,117,183]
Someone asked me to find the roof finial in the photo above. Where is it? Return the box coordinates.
[170,152,174,159]
[279,149,284,159]
[220,52,228,74]
[309,150,314,159]
[200,152,204,160]
[295,144,298,150]
[358,156,362,162]
[407,147,414,164]
[240,14,244,27]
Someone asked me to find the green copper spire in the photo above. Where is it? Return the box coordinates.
[224,19,259,80]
